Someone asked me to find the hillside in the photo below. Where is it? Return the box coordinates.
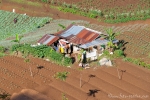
[0,0,150,100]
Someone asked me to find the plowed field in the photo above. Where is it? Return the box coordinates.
[0,56,149,100]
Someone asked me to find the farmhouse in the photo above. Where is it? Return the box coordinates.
[37,24,118,61]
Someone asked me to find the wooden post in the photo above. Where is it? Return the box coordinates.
[29,66,33,77]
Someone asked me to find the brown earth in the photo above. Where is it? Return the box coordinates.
[1,0,150,26]
[0,55,149,100]
[0,0,150,100]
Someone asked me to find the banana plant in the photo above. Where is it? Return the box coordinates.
[11,33,23,44]
[105,28,120,52]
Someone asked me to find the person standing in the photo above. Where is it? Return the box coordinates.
[82,50,87,68]
[66,43,69,54]
[70,43,73,54]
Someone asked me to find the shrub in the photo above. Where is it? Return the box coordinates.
[0,46,5,52]
[11,44,21,52]
[41,0,48,3]
[63,57,72,66]
[102,50,110,56]
[123,57,150,69]
[114,50,124,57]
[11,44,72,66]
[0,52,5,57]
[53,72,69,81]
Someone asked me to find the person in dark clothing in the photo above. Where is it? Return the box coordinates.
[66,43,69,54]
[14,18,17,24]
[82,51,87,68]
[70,43,73,54]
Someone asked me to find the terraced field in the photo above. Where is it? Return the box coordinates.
[0,0,150,100]
[83,22,150,62]
[0,10,52,41]
[0,55,149,100]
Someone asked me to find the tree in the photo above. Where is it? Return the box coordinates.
[105,28,120,52]
[11,34,23,56]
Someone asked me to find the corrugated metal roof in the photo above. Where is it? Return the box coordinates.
[38,34,59,46]
[69,37,87,45]
[55,25,101,45]
[69,29,99,44]
[95,39,109,45]
[78,29,99,41]
[37,34,47,43]
[43,35,55,45]
[79,38,119,49]
[60,25,84,37]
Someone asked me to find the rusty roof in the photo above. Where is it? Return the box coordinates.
[38,34,59,46]
[69,29,99,44]
[55,25,100,45]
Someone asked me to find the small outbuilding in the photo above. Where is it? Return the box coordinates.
[37,34,59,46]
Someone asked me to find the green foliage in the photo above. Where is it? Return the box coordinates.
[58,24,66,29]
[56,0,150,23]
[41,0,48,3]
[0,52,5,57]
[24,58,30,63]
[62,93,68,100]
[104,8,150,23]
[0,46,5,57]
[11,44,21,52]
[99,49,124,60]
[102,50,110,56]
[123,57,132,62]
[0,10,52,40]
[105,28,120,41]
[113,50,124,57]
[105,28,120,52]
[0,46,5,52]
[11,44,72,66]
[11,34,23,44]
[48,49,64,64]
[80,49,84,54]
[54,72,69,81]
[63,57,72,66]
[123,57,150,69]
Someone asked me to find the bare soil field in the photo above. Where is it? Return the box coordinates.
[0,0,150,100]
[0,55,149,100]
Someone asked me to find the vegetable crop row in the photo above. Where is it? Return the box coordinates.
[0,10,52,41]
